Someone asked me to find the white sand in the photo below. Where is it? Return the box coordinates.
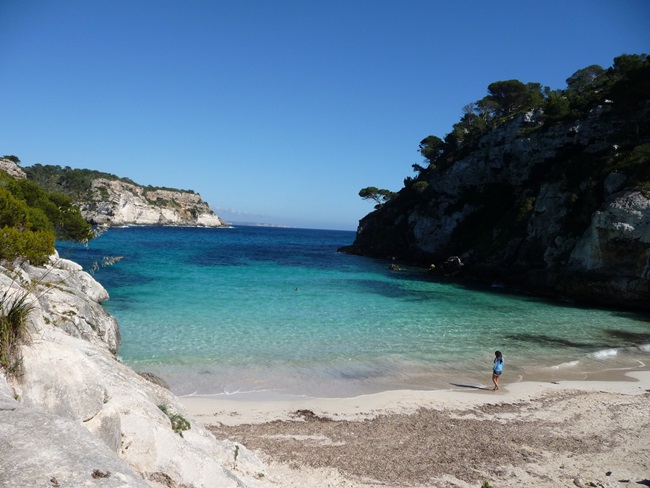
[180,370,650,487]
[181,370,650,425]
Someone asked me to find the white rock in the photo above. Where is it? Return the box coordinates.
[79,178,228,228]
[0,158,26,179]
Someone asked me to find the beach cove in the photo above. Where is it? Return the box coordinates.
[2,236,647,487]
[64,225,650,400]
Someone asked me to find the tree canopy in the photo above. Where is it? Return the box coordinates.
[359,187,396,209]
[419,53,649,170]
[358,53,649,210]
[24,164,195,199]
[485,80,545,118]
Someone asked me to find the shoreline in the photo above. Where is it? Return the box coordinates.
[180,368,650,426]
[140,342,650,399]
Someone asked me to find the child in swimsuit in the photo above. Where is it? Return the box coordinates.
[492,350,504,390]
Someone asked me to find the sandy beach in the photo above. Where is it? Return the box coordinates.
[181,370,650,487]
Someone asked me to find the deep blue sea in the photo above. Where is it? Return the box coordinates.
[59,226,650,398]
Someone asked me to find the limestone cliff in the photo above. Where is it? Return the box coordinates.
[12,160,229,228]
[343,105,650,309]
[78,178,227,227]
[0,256,269,487]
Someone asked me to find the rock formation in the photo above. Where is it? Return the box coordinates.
[0,158,26,179]
[78,178,228,227]
[0,255,269,487]
[0,158,229,228]
[343,105,650,309]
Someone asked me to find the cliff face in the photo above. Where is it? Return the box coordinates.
[345,105,650,309]
[0,256,269,487]
[79,178,227,227]
[1,159,229,228]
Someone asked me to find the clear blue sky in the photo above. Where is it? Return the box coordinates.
[1,1,648,230]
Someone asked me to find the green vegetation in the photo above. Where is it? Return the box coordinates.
[0,226,54,265]
[359,186,396,209]
[23,164,136,201]
[430,53,649,174]
[0,291,34,374]
[23,164,196,202]
[158,404,191,437]
[233,444,240,470]
[0,170,93,265]
[1,155,20,164]
[359,53,650,201]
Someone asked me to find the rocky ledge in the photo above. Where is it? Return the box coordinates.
[0,255,269,487]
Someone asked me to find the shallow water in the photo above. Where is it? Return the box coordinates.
[60,226,650,398]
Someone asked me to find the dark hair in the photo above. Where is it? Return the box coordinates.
[495,350,502,358]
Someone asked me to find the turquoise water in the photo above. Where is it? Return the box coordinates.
[60,226,650,398]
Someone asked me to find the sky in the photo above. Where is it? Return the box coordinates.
[1,1,648,230]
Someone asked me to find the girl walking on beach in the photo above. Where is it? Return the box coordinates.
[492,350,504,390]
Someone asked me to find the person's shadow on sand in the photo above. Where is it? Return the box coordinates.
[449,383,491,390]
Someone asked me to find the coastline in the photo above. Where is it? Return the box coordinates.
[124,336,650,399]
[180,368,650,425]
[180,370,650,487]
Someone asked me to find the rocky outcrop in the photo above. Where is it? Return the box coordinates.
[0,256,269,487]
[344,105,650,309]
[19,255,120,354]
[0,158,26,179]
[79,178,227,227]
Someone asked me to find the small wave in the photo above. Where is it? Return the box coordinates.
[637,344,650,353]
[553,360,580,369]
[180,387,268,398]
[589,348,618,360]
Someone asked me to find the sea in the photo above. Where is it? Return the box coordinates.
[58,225,650,399]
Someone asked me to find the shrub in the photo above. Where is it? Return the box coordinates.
[0,171,93,256]
[0,226,55,265]
[0,291,33,374]
[158,404,191,437]
[412,181,429,194]
[0,188,30,229]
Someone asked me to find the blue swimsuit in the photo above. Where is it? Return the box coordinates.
[493,357,504,375]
